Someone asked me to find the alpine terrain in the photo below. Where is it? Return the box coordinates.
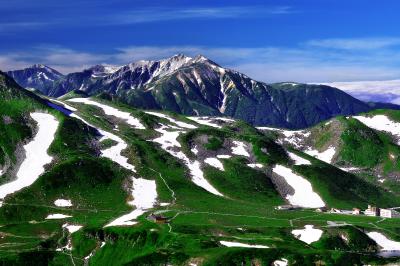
[1,69,400,265]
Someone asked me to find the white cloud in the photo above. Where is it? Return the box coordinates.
[101,6,295,25]
[319,80,400,104]
[306,37,400,50]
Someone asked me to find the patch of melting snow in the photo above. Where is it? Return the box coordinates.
[105,178,157,227]
[288,152,311,165]
[231,141,250,157]
[339,166,360,172]
[217,155,231,159]
[187,116,222,128]
[273,258,288,266]
[257,127,310,148]
[98,131,136,172]
[145,111,197,129]
[68,98,145,129]
[247,163,263,169]
[191,146,199,155]
[367,232,400,251]
[291,225,323,244]
[219,240,269,249]
[354,115,400,145]
[273,165,325,208]
[341,234,349,242]
[304,146,336,164]
[204,158,224,171]
[0,113,59,201]
[151,125,223,196]
[187,116,233,128]
[62,223,82,234]
[46,214,72,219]
[54,199,73,207]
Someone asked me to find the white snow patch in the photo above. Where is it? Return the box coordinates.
[0,113,59,200]
[367,232,400,251]
[98,131,135,172]
[204,158,224,171]
[288,152,311,165]
[46,214,72,219]
[151,125,223,196]
[354,115,400,144]
[105,178,157,227]
[145,111,197,129]
[247,163,263,169]
[62,223,82,234]
[305,146,336,164]
[191,146,199,155]
[231,141,250,157]
[292,225,323,244]
[273,165,325,208]
[217,155,231,159]
[187,116,233,128]
[257,127,311,149]
[219,240,268,249]
[273,258,288,266]
[68,98,145,129]
[339,167,360,172]
[54,199,72,207]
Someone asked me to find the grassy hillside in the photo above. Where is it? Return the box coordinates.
[0,87,399,265]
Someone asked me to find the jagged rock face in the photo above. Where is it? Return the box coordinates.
[7,64,64,95]
[7,55,372,128]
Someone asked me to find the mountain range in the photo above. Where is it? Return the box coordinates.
[8,54,397,129]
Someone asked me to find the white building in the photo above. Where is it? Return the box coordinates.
[364,205,379,216]
[380,208,400,218]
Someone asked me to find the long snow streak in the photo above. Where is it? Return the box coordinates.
[68,98,145,129]
[0,113,59,200]
[273,165,325,208]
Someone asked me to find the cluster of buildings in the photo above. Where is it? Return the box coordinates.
[276,204,400,219]
[329,205,400,218]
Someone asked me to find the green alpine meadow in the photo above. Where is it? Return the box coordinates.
[1,65,400,265]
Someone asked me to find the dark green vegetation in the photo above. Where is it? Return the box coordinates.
[0,74,400,265]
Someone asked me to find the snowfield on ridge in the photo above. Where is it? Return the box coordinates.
[68,98,145,129]
[0,113,59,201]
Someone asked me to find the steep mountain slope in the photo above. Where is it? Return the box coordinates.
[260,109,400,195]
[7,64,64,95]
[9,55,378,129]
[0,79,399,265]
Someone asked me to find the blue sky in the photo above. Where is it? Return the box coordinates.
[1,0,400,83]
